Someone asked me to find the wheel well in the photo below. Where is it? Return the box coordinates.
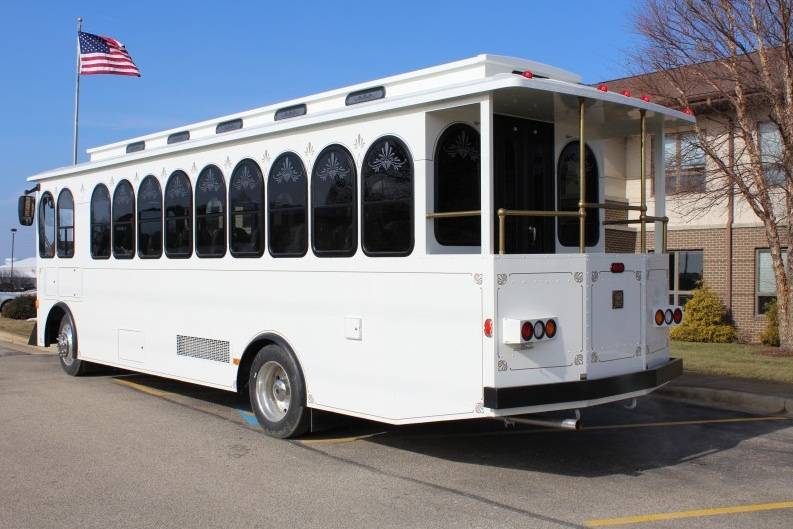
[44,303,68,347]
[236,334,300,393]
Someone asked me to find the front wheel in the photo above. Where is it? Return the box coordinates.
[249,344,309,438]
[57,312,87,376]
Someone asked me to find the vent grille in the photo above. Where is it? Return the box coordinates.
[176,335,230,363]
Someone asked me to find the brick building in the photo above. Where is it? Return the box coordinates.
[597,71,785,343]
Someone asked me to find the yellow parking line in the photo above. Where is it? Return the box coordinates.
[586,500,793,527]
[113,378,171,398]
[299,432,386,446]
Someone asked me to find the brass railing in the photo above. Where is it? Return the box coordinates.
[426,102,668,254]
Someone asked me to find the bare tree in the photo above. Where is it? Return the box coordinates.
[631,0,793,348]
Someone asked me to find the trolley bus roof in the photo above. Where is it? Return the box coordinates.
[28,54,695,182]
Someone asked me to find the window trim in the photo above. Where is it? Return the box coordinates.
[137,175,163,259]
[164,170,194,259]
[112,180,136,259]
[229,158,265,258]
[195,164,227,258]
[38,191,55,258]
[90,184,111,259]
[56,188,75,258]
[311,144,358,258]
[361,134,414,257]
[267,152,308,258]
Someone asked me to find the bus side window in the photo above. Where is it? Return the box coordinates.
[138,175,163,258]
[38,191,55,258]
[434,124,481,246]
[229,159,265,257]
[362,135,414,256]
[113,180,136,259]
[311,145,357,257]
[268,152,307,257]
[164,171,193,258]
[90,184,111,259]
[195,165,227,258]
[57,189,75,258]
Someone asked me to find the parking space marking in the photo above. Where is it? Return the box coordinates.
[586,500,793,527]
[236,409,261,428]
[298,432,387,446]
[113,378,171,398]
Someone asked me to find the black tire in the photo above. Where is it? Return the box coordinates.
[248,343,309,438]
[57,311,87,376]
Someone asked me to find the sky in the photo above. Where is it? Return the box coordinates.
[0,0,644,261]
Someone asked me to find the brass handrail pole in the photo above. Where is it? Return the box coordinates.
[498,208,506,255]
[578,98,586,254]
[639,109,647,253]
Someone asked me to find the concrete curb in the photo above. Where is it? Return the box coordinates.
[658,385,792,416]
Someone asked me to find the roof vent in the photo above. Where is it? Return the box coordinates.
[126,141,145,154]
[216,118,243,134]
[346,86,385,106]
[274,104,307,121]
[167,130,190,144]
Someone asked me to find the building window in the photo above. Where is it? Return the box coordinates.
[138,176,163,259]
[668,250,703,306]
[665,132,706,193]
[268,152,307,257]
[229,159,265,257]
[311,145,357,257]
[196,165,226,257]
[90,184,111,259]
[164,171,193,258]
[38,191,55,258]
[113,180,136,259]
[362,136,413,256]
[557,141,599,247]
[434,124,480,246]
[759,122,785,185]
[56,189,75,258]
[757,248,788,314]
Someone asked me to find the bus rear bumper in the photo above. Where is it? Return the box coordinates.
[483,358,682,410]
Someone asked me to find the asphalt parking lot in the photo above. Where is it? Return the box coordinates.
[1,342,792,529]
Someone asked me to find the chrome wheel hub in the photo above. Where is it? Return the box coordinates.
[57,322,75,367]
[255,361,291,422]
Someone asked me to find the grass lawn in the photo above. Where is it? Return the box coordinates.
[671,341,793,384]
[0,316,35,340]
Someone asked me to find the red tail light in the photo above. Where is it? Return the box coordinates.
[484,319,493,338]
[673,308,683,324]
[521,321,533,341]
[597,83,608,92]
[521,70,534,79]
[610,262,625,273]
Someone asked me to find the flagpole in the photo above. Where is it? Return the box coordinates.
[72,17,82,165]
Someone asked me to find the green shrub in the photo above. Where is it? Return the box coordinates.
[669,286,736,343]
[760,299,780,346]
[2,295,36,320]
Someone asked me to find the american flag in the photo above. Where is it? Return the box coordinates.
[78,31,140,77]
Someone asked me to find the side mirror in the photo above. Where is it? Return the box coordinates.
[18,195,35,226]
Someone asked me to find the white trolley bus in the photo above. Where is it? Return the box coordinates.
[20,55,688,438]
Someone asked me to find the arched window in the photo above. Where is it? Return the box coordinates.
[434,124,481,246]
[268,153,307,257]
[57,189,75,258]
[229,159,264,257]
[113,180,135,259]
[311,145,356,257]
[164,171,193,258]
[195,165,226,257]
[362,136,413,256]
[38,192,55,258]
[90,184,111,259]
[557,141,599,247]
[138,176,163,258]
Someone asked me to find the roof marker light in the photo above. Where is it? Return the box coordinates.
[597,83,608,92]
[621,89,632,97]
[522,70,534,79]
[683,107,694,115]
[641,95,651,103]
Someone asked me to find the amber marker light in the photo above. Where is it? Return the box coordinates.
[545,319,557,339]
[655,309,665,326]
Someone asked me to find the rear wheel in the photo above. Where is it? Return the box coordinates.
[248,344,309,438]
[57,312,87,376]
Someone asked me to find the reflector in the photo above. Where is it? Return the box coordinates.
[484,319,493,337]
